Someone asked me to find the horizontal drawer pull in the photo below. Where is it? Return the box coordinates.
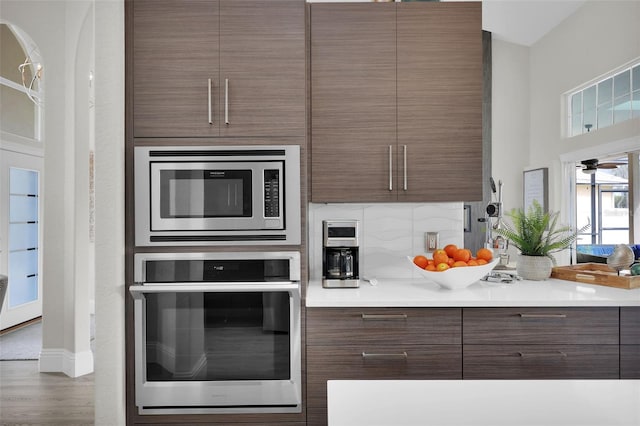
[361,313,408,321]
[361,351,408,360]
[517,351,567,359]
[518,313,567,319]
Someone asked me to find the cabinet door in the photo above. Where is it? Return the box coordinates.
[132,0,219,138]
[463,307,620,345]
[397,2,482,202]
[620,307,640,378]
[463,345,620,379]
[307,307,461,346]
[307,344,462,426]
[310,3,397,202]
[219,0,305,137]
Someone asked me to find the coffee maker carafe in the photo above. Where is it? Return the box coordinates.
[322,220,360,288]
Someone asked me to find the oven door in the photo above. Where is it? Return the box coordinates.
[129,282,301,414]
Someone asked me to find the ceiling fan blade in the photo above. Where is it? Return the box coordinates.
[597,162,621,169]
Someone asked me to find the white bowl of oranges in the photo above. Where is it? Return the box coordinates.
[409,245,499,290]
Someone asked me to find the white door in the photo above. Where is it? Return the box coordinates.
[0,152,43,330]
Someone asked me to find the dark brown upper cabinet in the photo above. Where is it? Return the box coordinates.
[310,2,482,203]
[132,0,305,139]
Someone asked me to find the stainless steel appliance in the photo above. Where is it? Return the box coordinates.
[134,145,301,246]
[322,220,360,288]
[129,252,302,414]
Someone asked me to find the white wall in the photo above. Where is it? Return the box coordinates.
[94,0,125,423]
[0,0,94,377]
[491,0,640,262]
[490,38,530,214]
[528,0,640,213]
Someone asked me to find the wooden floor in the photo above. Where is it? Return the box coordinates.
[0,360,94,425]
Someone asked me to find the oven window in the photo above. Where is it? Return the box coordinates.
[144,292,291,382]
[159,169,252,218]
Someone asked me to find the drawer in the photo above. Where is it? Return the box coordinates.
[621,345,640,379]
[463,345,619,379]
[621,307,640,344]
[307,344,461,426]
[307,307,461,346]
[463,307,619,345]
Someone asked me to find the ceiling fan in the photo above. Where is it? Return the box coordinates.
[579,159,623,174]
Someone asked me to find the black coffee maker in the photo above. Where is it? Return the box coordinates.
[322,220,360,288]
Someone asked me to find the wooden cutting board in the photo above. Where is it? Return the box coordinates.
[551,263,640,290]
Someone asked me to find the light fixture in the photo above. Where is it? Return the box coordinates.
[18,56,43,105]
[582,167,597,175]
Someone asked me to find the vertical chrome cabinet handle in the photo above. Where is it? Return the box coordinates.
[207,78,213,125]
[403,145,407,191]
[388,145,393,191]
[224,78,229,125]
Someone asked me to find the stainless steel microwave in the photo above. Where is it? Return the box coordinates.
[134,145,301,246]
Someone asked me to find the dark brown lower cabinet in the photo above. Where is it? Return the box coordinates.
[463,345,620,379]
[621,345,640,378]
[621,307,640,378]
[306,345,462,426]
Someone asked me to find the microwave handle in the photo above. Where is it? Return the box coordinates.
[129,282,300,296]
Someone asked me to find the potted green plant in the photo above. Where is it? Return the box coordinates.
[494,200,588,280]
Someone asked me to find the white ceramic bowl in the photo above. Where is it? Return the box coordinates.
[407,256,499,290]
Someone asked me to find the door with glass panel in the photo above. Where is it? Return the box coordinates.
[0,167,42,330]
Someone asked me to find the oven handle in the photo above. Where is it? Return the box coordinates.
[129,282,300,296]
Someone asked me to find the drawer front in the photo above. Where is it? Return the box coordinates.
[621,307,640,344]
[307,344,461,426]
[463,307,619,345]
[307,307,461,346]
[621,345,640,379]
[463,345,619,379]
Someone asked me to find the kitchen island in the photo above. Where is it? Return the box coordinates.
[306,277,640,425]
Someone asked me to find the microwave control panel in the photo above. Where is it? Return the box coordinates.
[264,169,280,218]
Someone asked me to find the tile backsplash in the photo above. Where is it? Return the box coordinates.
[308,202,464,280]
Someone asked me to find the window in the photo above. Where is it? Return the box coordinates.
[8,167,40,308]
[568,61,640,136]
[576,159,629,245]
[0,23,43,141]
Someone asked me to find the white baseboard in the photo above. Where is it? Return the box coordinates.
[39,348,94,378]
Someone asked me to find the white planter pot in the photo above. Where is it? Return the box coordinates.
[516,254,552,281]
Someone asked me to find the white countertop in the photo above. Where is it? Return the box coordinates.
[327,380,640,426]
[306,277,640,307]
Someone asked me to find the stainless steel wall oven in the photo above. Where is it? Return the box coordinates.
[134,145,301,246]
[129,252,302,414]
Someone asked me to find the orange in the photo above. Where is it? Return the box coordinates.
[432,249,449,266]
[453,248,471,262]
[413,255,429,269]
[443,244,458,258]
[436,263,450,272]
[447,257,455,266]
[425,264,437,271]
[467,259,479,266]
[452,260,468,267]
[476,248,494,262]
[476,258,488,265]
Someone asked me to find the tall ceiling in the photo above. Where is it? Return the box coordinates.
[481,0,586,46]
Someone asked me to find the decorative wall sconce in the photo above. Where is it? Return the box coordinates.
[18,56,43,105]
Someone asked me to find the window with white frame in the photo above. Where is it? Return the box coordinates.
[0,23,43,141]
[569,61,640,137]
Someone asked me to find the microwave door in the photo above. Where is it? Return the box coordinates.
[149,162,283,232]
